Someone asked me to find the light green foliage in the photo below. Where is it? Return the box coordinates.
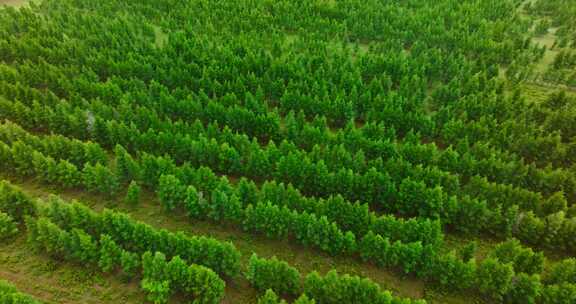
[246,254,301,296]
[0,212,18,239]
[257,289,286,304]
[124,181,141,206]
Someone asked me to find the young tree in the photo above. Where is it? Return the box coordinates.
[124,181,141,206]
[82,163,120,198]
[0,181,36,222]
[0,212,18,239]
[142,251,172,304]
[120,250,140,281]
[98,234,122,273]
[476,258,514,300]
[506,273,542,304]
[141,279,170,304]
[114,145,141,184]
[546,258,576,285]
[246,254,301,296]
[157,174,186,211]
[257,289,286,304]
[294,294,315,304]
[458,241,478,262]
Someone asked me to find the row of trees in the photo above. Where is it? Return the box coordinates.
[157,171,443,246]
[141,251,225,304]
[247,247,576,304]
[26,215,225,304]
[40,195,241,278]
[246,254,425,304]
[0,121,107,167]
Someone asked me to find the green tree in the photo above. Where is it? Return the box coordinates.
[458,241,477,262]
[157,174,185,211]
[294,294,315,304]
[141,279,170,304]
[98,234,122,273]
[82,163,120,198]
[506,273,542,304]
[246,254,301,296]
[0,181,36,222]
[0,212,18,239]
[476,258,514,299]
[257,289,286,304]
[124,181,141,206]
[120,250,140,280]
[114,145,141,184]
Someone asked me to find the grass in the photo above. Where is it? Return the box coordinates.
[0,175,496,304]
[532,27,560,74]
[521,82,576,103]
[0,0,28,8]
[0,236,145,304]
[152,25,168,49]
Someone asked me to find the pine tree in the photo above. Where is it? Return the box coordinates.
[120,250,140,280]
[257,289,286,304]
[246,254,301,296]
[124,181,141,206]
[98,234,122,272]
[157,174,185,211]
[476,258,514,299]
[0,212,18,239]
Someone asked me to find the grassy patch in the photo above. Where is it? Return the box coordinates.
[0,236,145,304]
[152,25,168,49]
[0,0,28,8]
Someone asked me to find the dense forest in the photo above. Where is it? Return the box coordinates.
[0,0,575,303]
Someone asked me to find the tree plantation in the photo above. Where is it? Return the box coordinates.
[0,0,575,303]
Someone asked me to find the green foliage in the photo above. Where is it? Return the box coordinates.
[141,251,225,304]
[0,212,18,240]
[458,241,477,262]
[506,273,542,304]
[1,0,576,302]
[488,239,544,275]
[141,279,171,304]
[157,174,185,211]
[82,163,120,198]
[0,280,41,304]
[476,258,514,299]
[41,197,241,278]
[535,19,551,36]
[303,270,425,304]
[546,258,576,285]
[0,181,36,222]
[540,283,576,304]
[246,254,301,296]
[98,234,122,273]
[294,294,316,304]
[124,180,141,206]
[257,289,286,304]
[114,145,141,183]
[120,250,140,280]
